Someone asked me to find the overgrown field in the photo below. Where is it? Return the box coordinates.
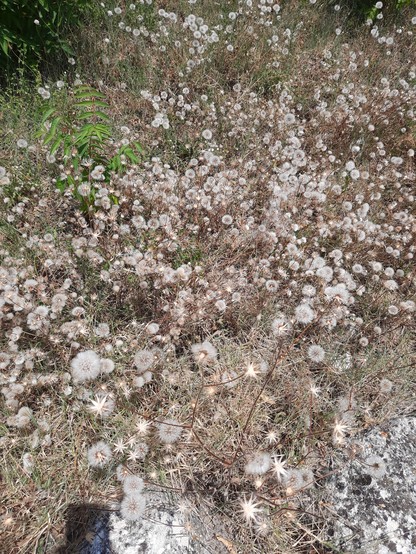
[1,1,415,552]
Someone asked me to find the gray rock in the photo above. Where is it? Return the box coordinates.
[325,416,416,554]
[109,495,206,554]
[107,491,233,554]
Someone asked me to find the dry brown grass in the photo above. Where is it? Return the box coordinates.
[1,1,415,553]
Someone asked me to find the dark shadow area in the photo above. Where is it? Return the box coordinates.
[56,504,113,554]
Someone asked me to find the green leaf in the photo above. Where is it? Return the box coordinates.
[43,116,62,145]
[75,85,102,92]
[94,128,103,141]
[50,136,63,155]
[75,100,109,109]
[56,179,67,192]
[109,155,121,172]
[40,107,57,125]
[60,41,74,56]
[77,111,110,121]
[74,90,106,100]
[1,38,10,56]
[134,142,144,154]
[129,153,140,164]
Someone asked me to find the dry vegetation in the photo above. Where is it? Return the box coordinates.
[1,0,415,552]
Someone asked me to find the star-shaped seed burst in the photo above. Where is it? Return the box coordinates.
[113,438,127,455]
[265,430,279,445]
[88,394,114,418]
[135,417,151,436]
[332,418,349,444]
[245,362,260,379]
[240,495,262,524]
[271,455,288,482]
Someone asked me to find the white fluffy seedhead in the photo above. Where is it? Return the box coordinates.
[120,493,146,521]
[134,349,155,374]
[123,475,144,496]
[244,452,272,476]
[191,340,218,365]
[157,419,183,444]
[87,441,112,468]
[71,350,101,383]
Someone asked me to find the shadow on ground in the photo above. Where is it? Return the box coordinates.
[56,504,113,554]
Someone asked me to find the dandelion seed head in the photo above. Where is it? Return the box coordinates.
[157,419,183,444]
[365,455,387,479]
[17,139,28,149]
[134,349,155,374]
[100,358,115,374]
[307,344,325,363]
[116,464,130,481]
[71,350,101,383]
[120,493,146,521]
[379,378,393,393]
[191,341,218,365]
[245,452,272,475]
[123,474,145,496]
[202,129,212,140]
[271,316,291,336]
[87,441,112,468]
[295,303,315,324]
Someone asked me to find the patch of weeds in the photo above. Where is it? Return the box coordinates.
[0,77,47,142]
[114,60,147,93]
[0,169,40,207]
[251,69,281,98]
[0,220,25,257]
[162,129,198,170]
[172,245,203,269]
[137,3,158,31]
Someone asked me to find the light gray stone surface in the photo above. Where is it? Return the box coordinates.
[109,501,203,554]
[108,493,231,554]
[325,416,416,554]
